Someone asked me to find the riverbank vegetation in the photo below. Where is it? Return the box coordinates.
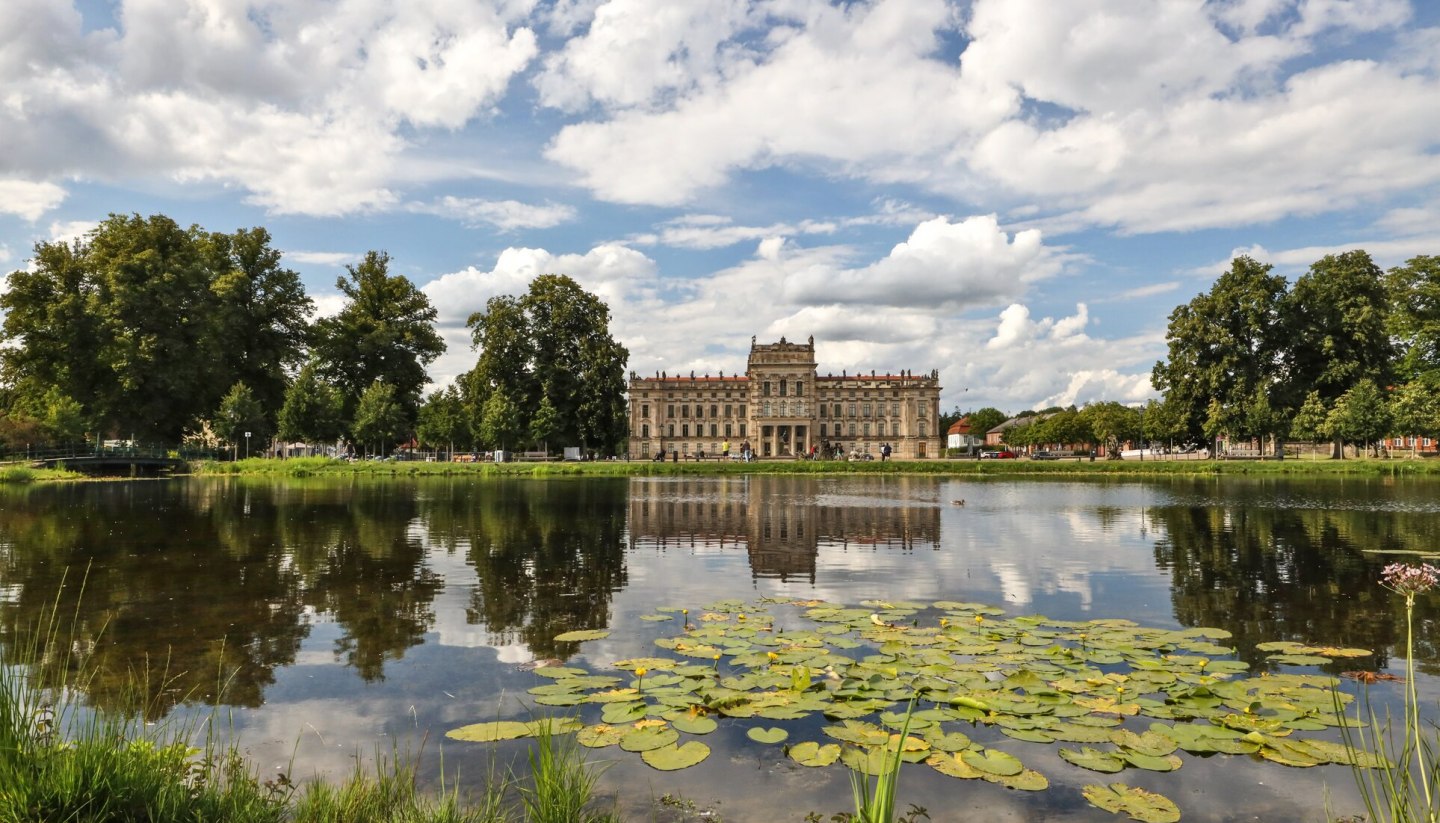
[193,454,1440,480]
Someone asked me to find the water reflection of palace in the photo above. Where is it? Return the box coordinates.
[626,477,941,582]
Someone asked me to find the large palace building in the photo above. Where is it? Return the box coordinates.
[627,335,942,460]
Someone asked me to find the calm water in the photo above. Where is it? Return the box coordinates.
[2,474,1439,821]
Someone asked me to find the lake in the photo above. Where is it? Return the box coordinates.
[2,473,1437,821]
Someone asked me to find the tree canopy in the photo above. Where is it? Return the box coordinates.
[463,274,628,453]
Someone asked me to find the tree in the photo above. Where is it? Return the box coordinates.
[465,274,628,453]
[529,394,561,452]
[202,227,313,420]
[1283,250,1393,456]
[1152,256,1288,443]
[1388,380,1440,458]
[1325,379,1391,458]
[478,388,524,450]
[1143,396,1189,450]
[213,383,269,459]
[277,363,346,448]
[352,381,407,456]
[416,387,468,455]
[311,251,445,435]
[966,407,1008,444]
[1387,255,1440,384]
[1080,401,1140,458]
[1290,391,1330,448]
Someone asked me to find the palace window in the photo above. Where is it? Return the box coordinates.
[695,405,703,419]
[763,381,771,396]
[795,381,803,396]
[642,424,649,437]
[682,424,690,437]
[668,424,675,437]
[919,422,927,437]
[863,422,871,436]
[667,404,674,418]
[818,404,827,418]
[641,404,649,418]
[739,405,747,418]
[918,403,927,418]
[849,423,857,436]
[820,423,827,437]
[780,379,787,395]
[681,405,690,418]
[725,404,732,417]
[725,423,733,437]
[862,403,871,417]
[848,403,857,418]
[833,403,842,418]
[710,424,718,437]
[711,404,718,418]
[892,402,900,416]
[740,423,747,437]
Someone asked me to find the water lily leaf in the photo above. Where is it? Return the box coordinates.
[1119,751,1182,772]
[621,725,679,752]
[841,745,908,775]
[554,629,610,642]
[927,751,984,779]
[961,748,1024,777]
[1267,653,1334,665]
[1059,747,1126,773]
[1110,730,1178,757]
[923,730,973,752]
[1001,728,1056,744]
[587,687,643,704]
[577,724,626,748]
[986,767,1049,791]
[747,727,789,744]
[669,714,718,735]
[1049,723,1117,744]
[530,666,587,679]
[1082,783,1181,823]
[446,721,533,742]
[823,720,892,747]
[788,741,842,767]
[534,693,587,706]
[639,614,673,622]
[641,741,710,771]
[601,701,650,724]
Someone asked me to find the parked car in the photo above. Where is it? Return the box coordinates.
[980,450,1017,460]
[1030,451,1060,460]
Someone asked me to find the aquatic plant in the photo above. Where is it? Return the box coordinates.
[1339,562,1440,823]
[450,597,1383,820]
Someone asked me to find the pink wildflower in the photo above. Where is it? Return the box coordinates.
[1381,562,1440,597]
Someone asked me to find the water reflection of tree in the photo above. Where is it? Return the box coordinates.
[421,479,628,660]
[1150,502,1416,670]
[0,482,308,716]
[272,480,442,682]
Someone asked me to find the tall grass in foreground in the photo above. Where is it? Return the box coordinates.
[837,698,927,823]
[1338,563,1440,823]
[0,576,610,823]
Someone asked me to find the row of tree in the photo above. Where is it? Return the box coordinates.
[0,214,629,456]
[949,251,1440,458]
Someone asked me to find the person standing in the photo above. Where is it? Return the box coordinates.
[722,440,730,460]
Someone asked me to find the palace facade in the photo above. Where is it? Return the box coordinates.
[627,335,942,460]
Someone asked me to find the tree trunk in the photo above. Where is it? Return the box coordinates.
[1331,435,1343,459]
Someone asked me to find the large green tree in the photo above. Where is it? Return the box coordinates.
[464,274,628,453]
[276,363,346,448]
[1283,250,1393,404]
[311,251,444,436]
[416,386,469,455]
[1152,256,1288,443]
[213,382,269,459]
[352,381,408,456]
[1,215,313,442]
[1386,255,1440,384]
[203,227,313,418]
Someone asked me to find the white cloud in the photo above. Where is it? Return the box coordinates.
[784,215,1061,308]
[48,219,97,245]
[286,251,360,267]
[408,196,577,231]
[1,0,540,216]
[0,180,66,221]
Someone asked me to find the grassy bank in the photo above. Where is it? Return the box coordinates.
[0,464,84,484]
[192,454,1440,480]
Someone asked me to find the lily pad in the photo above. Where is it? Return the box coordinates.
[747,727,789,744]
[554,629,610,642]
[577,724,626,748]
[788,741,842,767]
[1059,746,1126,773]
[445,720,533,742]
[1082,783,1181,823]
[641,741,710,771]
[620,725,679,752]
[961,748,1024,777]
[670,714,718,735]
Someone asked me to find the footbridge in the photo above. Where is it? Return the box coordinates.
[23,446,191,476]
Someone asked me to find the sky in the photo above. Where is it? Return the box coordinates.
[2,0,1438,415]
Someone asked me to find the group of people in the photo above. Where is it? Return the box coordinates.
[648,440,896,462]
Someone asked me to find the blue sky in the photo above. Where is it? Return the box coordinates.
[2,0,1438,414]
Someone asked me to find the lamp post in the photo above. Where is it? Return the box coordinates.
[1139,406,1144,462]
[244,431,251,460]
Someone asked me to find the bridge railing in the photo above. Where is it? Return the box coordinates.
[1,443,226,464]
